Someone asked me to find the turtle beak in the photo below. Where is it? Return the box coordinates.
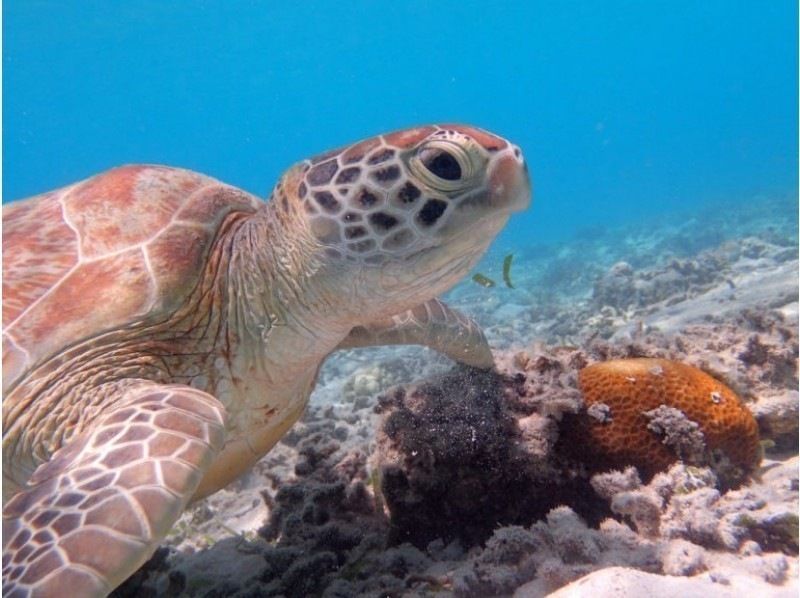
[488,144,531,213]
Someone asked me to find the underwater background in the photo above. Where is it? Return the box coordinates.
[3,2,800,597]
[4,1,797,245]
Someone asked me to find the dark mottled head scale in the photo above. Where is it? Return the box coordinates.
[313,191,340,214]
[367,148,395,165]
[336,167,360,184]
[396,182,421,204]
[368,212,399,231]
[293,124,514,262]
[416,199,448,226]
[307,160,338,186]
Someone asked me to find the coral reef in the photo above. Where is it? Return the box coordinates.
[563,358,760,481]
[591,249,729,314]
[489,232,798,345]
[503,309,796,454]
[454,459,797,597]
[111,197,798,597]
[542,566,796,598]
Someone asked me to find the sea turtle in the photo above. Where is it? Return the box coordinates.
[2,124,530,596]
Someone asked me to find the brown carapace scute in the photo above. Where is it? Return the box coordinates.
[573,358,760,479]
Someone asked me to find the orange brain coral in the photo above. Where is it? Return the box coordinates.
[573,358,760,479]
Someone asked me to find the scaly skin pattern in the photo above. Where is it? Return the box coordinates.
[2,124,530,596]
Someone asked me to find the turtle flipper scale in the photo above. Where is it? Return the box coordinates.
[2,382,226,597]
[337,298,494,369]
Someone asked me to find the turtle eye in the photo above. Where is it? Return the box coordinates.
[418,148,462,181]
[410,141,473,190]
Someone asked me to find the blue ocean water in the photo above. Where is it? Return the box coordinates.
[3,1,797,248]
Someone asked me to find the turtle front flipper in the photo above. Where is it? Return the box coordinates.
[337,298,494,369]
[2,382,226,597]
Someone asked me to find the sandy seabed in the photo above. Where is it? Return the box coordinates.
[115,195,798,598]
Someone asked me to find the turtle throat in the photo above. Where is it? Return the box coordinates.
[226,198,354,374]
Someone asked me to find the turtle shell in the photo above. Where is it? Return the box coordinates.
[2,165,261,392]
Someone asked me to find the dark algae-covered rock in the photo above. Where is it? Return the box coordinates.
[372,366,597,547]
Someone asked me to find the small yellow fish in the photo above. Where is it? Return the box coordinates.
[472,273,496,288]
[502,253,515,288]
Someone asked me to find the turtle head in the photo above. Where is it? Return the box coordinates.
[276,124,530,318]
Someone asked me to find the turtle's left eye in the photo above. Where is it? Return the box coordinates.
[418,148,462,181]
[409,141,473,190]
